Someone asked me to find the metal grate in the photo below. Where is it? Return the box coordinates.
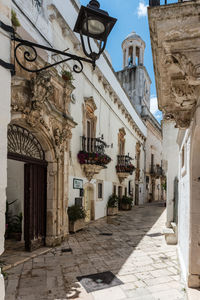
[77,271,123,293]
[8,124,45,160]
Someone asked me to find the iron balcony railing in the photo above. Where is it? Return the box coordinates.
[116,155,135,174]
[78,136,111,167]
[150,164,164,176]
[81,136,107,154]
[149,0,194,7]
[117,155,132,166]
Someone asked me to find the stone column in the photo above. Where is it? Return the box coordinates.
[139,48,144,65]
[132,46,136,66]
[125,48,129,67]
[0,0,11,298]
[123,49,126,68]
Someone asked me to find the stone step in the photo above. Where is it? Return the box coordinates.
[163,227,177,245]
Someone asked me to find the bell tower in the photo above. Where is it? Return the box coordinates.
[117,30,151,116]
[122,31,145,68]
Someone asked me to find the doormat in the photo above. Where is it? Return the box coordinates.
[99,232,113,236]
[77,271,123,293]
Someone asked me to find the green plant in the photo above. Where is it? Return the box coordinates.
[11,213,23,233]
[107,194,119,208]
[61,70,74,82]
[68,205,86,222]
[11,10,20,28]
[121,195,133,206]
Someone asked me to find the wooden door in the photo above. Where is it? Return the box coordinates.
[24,163,47,251]
[135,184,139,206]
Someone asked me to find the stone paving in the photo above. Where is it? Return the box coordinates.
[5,204,187,300]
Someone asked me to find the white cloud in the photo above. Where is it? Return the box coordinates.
[150,96,163,123]
[150,96,158,114]
[137,2,148,18]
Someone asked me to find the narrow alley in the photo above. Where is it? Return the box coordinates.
[5,204,186,300]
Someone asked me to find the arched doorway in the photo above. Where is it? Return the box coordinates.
[84,184,95,222]
[7,124,47,251]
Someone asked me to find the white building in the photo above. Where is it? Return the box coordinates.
[148,0,200,289]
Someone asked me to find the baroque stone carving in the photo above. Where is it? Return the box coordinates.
[81,164,104,182]
[163,53,200,128]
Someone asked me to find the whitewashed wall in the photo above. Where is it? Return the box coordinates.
[12,0,147,221]
[0,0,11,298]
[177,130,190,283]
[162,120,179,226]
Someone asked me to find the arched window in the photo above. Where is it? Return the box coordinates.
[82,97,97,152]
[118,128,126,155]
[8,124,45,161]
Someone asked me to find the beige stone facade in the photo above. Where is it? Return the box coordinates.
[0,0,11,298]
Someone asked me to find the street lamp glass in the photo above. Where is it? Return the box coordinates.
[83,19,105,35]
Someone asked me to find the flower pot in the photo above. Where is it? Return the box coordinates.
[121,203,131,211]
[107,207,118,216]
[10,232,22,241]
[69,219,85,233]
[62,74,70,81]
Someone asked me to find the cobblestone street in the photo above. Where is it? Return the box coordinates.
[5,205,186,300]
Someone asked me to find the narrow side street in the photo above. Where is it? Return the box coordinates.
[5,205,186,300]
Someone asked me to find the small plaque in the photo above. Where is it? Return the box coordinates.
[73,178,83,189]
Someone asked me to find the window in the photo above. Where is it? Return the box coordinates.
[98,183,103,199]
[113,185,116,195]
[182,147,185,168]
[118,128,126,155]
[118,186,122,198]
[151,154,154,167]
[125,187,127,196]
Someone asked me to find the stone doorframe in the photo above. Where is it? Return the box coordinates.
[189,106,200,287]
[83,183,95,221]
[11,70,77,246]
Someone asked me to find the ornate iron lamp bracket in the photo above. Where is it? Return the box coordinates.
[0,20,95,75]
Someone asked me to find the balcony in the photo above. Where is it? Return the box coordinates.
[116,155,135,183]
[149,0,194,6]
[150,164,164,178]
[78,137,111,181]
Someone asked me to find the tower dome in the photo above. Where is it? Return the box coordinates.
[122,30,145,68]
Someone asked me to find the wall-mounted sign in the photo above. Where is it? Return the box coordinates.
[73,178,83,189]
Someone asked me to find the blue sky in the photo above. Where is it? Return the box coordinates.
[80,0,162,122]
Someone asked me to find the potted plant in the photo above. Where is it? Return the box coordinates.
[11,10,20,30]
[61,70,74,83]
[121,195,133,210]
[9,213,23,241]
[107,194,119,216]
[68,205,86,233]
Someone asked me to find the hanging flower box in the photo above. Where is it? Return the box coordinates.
[78,151,111,167]
[116,164,135,174]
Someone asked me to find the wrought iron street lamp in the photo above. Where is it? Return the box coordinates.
[0,0,117,74]
[74,0,117,67]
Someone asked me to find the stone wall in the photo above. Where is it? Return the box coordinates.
[0,0,11,298]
